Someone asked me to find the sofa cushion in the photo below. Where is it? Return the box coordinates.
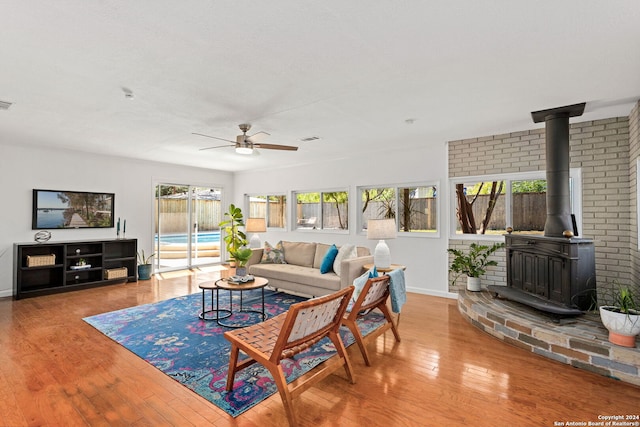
[248,263,341,291]
[356,246,371,257]
[282,241,316,267]
[260,241,286,264]
[313,243,333,269]
[320,244,339,274]
[333,244,357,276]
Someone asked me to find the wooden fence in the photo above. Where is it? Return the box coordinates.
[297,198,437,230]
[154,199,222,234]
[463,193,546,231]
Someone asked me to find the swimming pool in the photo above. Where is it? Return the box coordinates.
[157,231,221,244]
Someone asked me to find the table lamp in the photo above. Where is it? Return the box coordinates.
[366,218,397,269]
[246,218,267,248]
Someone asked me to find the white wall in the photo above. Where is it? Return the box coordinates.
[0,143,233,298]
[233,143,453,298]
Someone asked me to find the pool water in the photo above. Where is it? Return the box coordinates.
[157,232,221,244]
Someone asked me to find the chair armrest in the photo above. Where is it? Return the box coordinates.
[340,255,374,288]
[247,248,264,267]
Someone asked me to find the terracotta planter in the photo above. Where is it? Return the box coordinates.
[467,276,481,292]
[599,306,640,347]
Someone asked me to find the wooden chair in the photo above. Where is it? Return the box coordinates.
[342,275,401,366]
[224,286,355,427]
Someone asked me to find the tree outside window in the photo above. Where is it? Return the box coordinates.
[361,188,396,230]
[398,186,437,233]
[452,175,566,236]
[295,190,348,230]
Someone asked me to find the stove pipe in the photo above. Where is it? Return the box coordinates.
[531,103,585,237]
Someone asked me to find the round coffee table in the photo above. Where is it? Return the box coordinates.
[214,276,269,328]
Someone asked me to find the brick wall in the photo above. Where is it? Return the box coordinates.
[629,101,640,285]
[448,115,638,296]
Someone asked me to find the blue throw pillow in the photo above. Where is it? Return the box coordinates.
[320,244,339,274]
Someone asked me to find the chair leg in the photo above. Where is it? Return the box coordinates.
[267,363,298,427]
[226,344,240,391]
[379,303,401,342]
[328,330,356,383]
[343,319,372,366]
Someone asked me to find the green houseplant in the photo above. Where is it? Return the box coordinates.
[137,249,155,280]
[219,203,250,274]
[447,242,505,291]
[599,283,640,347]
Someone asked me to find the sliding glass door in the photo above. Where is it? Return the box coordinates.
[155,184,222,272]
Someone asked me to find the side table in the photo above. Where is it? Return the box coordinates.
[363,263,406,274]
[198,281,232,321]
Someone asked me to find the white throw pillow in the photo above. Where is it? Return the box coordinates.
[333,244,357,276]
[352,268,371,302]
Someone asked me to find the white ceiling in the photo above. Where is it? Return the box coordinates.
[1,1,639,172]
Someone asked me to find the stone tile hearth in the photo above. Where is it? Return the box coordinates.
[457,289,640,387]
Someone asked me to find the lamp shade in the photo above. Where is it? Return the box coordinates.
[245,218,267,233]
[366,219,397,240]
[246,218,267,249]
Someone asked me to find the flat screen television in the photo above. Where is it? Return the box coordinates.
[32,189,115,229]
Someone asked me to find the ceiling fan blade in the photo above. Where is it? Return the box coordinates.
[199,144,235,151]
[192,132,235,144]
[255,143,298,151]
[246,131,270,143]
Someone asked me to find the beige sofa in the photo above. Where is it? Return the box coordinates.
[246,241,373,297]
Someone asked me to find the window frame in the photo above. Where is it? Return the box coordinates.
[244,193,287,230]
[449,169,582,241]
[357,181,440,238]
[291,188,350,233]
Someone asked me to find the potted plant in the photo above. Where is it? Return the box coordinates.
[447,242,505,291]
[599,283,640,347]
[219,203,250,272]
[232,248,254,277]
[137,249,155,280]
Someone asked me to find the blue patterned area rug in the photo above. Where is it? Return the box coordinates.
[83,289,386,417]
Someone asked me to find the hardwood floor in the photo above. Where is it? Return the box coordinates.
[1,268,638,427]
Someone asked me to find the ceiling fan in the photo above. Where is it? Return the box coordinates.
[194,124,298,155]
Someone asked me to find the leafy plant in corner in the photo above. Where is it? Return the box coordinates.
[219,203,249,265]
[137,249,155,265]
[447,242,505,284]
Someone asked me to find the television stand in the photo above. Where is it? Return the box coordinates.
[13,238,137,299]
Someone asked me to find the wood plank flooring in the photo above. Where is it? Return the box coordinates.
[1,268,639,427]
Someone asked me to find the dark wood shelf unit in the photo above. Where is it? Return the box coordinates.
[14,238,138,299]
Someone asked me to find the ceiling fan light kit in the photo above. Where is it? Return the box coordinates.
[195,124,299,154]
[235,146,253,155]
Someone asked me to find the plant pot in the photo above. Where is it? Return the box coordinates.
[466,276,481,292]
[138,264,153,281]
[599,306,640,347]
[236,266,247,277]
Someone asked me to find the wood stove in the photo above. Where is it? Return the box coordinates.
[488,103,597,316]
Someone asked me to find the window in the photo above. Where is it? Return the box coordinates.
[398,185,438,233]
[450,170,581,238]
[246,194,287,229]
[358,183,439,236]
[453,180,506,235]
[294,190,349,231]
